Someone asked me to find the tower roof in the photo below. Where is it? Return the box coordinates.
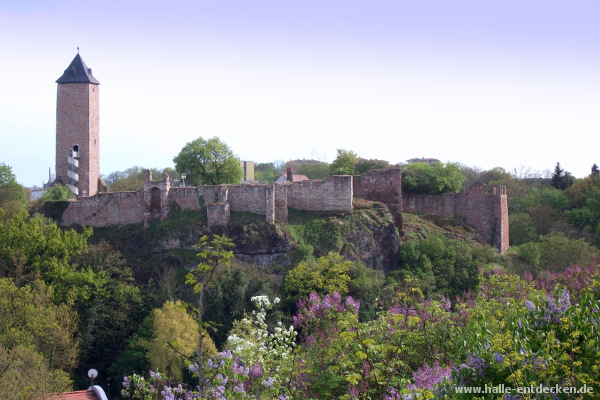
[56,53,100,84]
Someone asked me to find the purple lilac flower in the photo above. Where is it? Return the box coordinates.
[495,353,505,364]
[525,299,536,312]
[412,362,452,389]
[262,377,275,387]
[122,376,131,388]
[383,387,401,400]
[248,363,264,379]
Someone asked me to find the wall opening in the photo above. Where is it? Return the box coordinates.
[149,187,162,219]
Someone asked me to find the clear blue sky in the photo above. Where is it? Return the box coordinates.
[1,0,599,187]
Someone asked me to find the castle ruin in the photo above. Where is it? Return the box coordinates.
[51,53,509,253]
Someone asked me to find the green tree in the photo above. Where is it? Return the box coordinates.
[402,161,466,195]
[0,163,28,219]
[284,251,352,304]
[103,166,176,191]
[592,163,599,176]
[185,234,235,393]
[296,161,331,180]
[0,344,73,399]
[173,137,243,185]
[550,162,573,190]
[330,149,359,175]
[538,231,600,271]
[42,184,76,201]
[254,162,280,183]
[0,211,93,298]
[144,300,215,382]
[354,158,390,175]
[0,278,80,372]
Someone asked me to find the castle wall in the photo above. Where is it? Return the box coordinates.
[59,191,144,226]
[402,182,509,253]
[286,175,353,212]
[353,168,403,227]
[274,184,288,223]
[228,184,274,222]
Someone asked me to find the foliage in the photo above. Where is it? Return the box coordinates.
[173,136,243,185]
[0,278,80,372]
[254,162,281,183]
[330,149,359,175]
[43,183,76,201]
[145,300,206,382]
[0,211,94,300]
[509,212,538,246]
[185,234,235,393]
[537,231,600,272]
[0,344,73,399]
[551,161,574,190]
[296,160,331,180]
[0,162,29,219]
[402,161,466,195]
[284,252,352,304]
[103,166,180,191]
[354,158,390,175]
[517,241,540,267]
[397,233,495,299]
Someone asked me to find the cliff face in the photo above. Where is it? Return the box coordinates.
[88,202,400,273]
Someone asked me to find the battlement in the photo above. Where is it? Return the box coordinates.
[402,181,509,253]
[55,169,509,253]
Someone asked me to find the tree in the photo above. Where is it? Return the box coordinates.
[354,158,390,175]
[0,278,80,372]
[0,163,28,219]
[144,300,213,382]
[284,252,352,304]
[402,161,466,195]
[0,211,93,297]
[592,163,599,176]
[254,162,280,183]
[173,137,243,185]
[330,149,359,175]
[550,162,573,190]
[185,234,235,393]
[296,161,331,180]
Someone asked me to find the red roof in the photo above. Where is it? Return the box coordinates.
[283,173,310,182]
[47,390,97,400]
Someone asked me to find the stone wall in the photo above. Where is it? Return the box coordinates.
[54,169,508,253]
[353,168,403,228]
[59,191,144,226]
[402,182,509,253]
[286,175,353,212]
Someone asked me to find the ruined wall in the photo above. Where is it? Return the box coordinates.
[287,175,353,212]
[402,194,455,217]
[274,184,288,223]
[402,182,509,253]
[169,186,228,211]
[353,168,403,228]
[228,184,274,222]
[59,191,144,226]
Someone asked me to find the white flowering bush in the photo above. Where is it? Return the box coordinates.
[224,296,297,383]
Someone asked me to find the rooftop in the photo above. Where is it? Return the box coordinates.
[56,53,100,84]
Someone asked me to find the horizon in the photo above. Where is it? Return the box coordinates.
[1,0,599,187]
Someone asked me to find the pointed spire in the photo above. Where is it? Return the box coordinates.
[56,53,100,84]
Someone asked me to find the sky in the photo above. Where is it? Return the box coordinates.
[1,0,599,187]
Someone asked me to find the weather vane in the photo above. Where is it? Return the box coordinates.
[77,46,80,54]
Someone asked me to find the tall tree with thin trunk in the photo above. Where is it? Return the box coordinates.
[185,234,235,394]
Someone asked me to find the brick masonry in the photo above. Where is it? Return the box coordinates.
[402,182,509,253]
[57,169,509,253]
[56,83,100,196]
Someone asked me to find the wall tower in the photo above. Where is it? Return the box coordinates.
[55,53,100,197]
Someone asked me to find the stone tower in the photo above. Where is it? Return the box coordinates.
[55,53,100,197]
